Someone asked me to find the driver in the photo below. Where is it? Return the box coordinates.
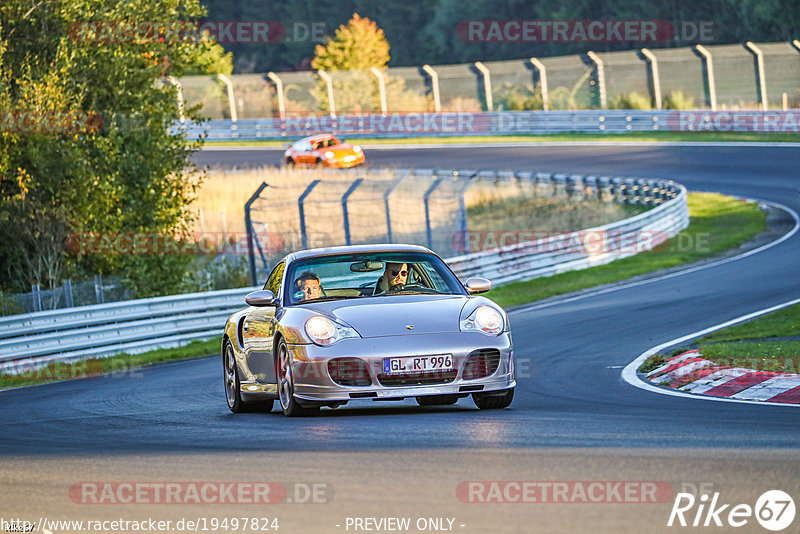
[294,272,323,301]
[377,262,408,292]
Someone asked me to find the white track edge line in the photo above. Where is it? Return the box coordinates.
[621,296,800,407]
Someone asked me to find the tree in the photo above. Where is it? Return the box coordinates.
[308,13,432,113]
[311,13,389,72]
[0,0,227,296]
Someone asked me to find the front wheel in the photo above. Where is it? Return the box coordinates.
[286,157,295,167]
[277,340,319,417]
[473,388,514,410]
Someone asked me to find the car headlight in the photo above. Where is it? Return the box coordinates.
[352,145,361,152]
[305,315,360,346]
[460,305,504,336]
[324,150,335,159]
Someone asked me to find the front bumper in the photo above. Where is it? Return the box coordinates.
[327,154,365,168]
[287,332,514,402]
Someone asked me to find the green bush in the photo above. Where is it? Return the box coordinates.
[608,91,652,110]
[493,82,544,111]
[663,91,695,110]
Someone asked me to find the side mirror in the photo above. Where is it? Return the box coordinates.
[245,290,278,307]
[465,277,492,294]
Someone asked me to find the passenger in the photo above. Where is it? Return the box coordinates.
[294,272,323,301]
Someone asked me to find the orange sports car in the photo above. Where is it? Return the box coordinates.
[284,134,365,168]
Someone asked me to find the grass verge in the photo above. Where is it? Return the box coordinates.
[204,131,800,147]
[640,303,800,375]
[0,337,221,390]
[486,192,766,308]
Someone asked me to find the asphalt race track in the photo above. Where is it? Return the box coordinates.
[2,144,799,533]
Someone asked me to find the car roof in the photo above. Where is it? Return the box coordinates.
[284,243,435,262]
[298,133,336,142]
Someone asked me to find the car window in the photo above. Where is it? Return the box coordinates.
[263,261,285,297]
[285,251,466,304]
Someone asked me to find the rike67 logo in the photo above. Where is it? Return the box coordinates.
[668,489,795,531]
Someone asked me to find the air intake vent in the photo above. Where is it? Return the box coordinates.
[377,370,457,387]
[462,349,501,380]
[328,357,372,386]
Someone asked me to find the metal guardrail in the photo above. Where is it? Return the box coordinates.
[0,287,256,368]
[0,173,688,373]
[447,178,688,284]
[188,110,677,140]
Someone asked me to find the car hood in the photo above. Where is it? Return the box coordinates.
[324,143,358,154]
[304,294,468,337]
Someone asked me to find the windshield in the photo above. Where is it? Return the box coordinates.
[285,251,466,305]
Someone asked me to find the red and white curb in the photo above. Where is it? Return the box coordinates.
[646,350,800,404]
[622,296,800,408]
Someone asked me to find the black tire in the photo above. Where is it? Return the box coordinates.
[416,395,460,406]
[314,158,325,168]
[224,341,274,413]
[473,388,514,410]
[276,339,319,417]
[286,157,295,167]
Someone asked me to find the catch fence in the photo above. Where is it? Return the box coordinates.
[178,41,800,124]
[244,168,681,284]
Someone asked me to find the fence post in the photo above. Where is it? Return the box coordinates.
[317,70,336,118]
[94,275,104,304]
[370,68,388,116]
[423,177,444,250]
[529,57,549,111]
[458,174,478,254]
[217,74,238,122]
[384,172,407,242]
[298,180,321,249]
[32,284,41,312]
[165,76,185,122]
[266,72,286,121]
[245,182,270,286]
[341,178,364,245]
[695,45,717,111]
[586,51,607,110]
[744,42,768,111]
[473,61,493,111]
[63,279,74,308]
[639,48,662,110]
[422,65,441,112]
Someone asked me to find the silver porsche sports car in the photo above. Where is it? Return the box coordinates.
[222,244,514,416]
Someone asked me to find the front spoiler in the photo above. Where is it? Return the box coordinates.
[287,331,514,402]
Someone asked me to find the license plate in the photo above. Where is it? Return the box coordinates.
[383,354,454,374]
[343,155,357,162]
